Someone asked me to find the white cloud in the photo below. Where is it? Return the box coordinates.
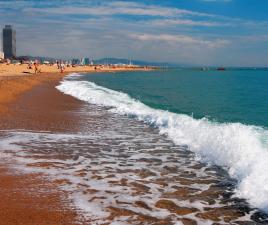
[20,0,266,30]
[1,0,268,66]
[130,33,230,49]
[23,1,213,18]
[151,19,231,27]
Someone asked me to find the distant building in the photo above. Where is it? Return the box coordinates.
[81,57,90,65]
[2,25,16,59]
[72,58,80,65]
[0,51,4,60]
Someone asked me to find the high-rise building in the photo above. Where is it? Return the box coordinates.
[72,58,80,65]
[81,57,90,65]
[0,51,4,60]
[2,25,16,59]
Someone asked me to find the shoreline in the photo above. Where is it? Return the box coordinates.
[0,70,267,224]
[0,68,151,224]
[0,73,65,113]
[0,65,152,114]
[0,76,88,224]
[0,164,82,225]
[0,63,154,77]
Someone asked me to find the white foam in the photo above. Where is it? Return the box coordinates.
[56,74,268,212]
[72,192,110,218]
[0,128,254,224]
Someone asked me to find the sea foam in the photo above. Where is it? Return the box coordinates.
[56,73,268,211]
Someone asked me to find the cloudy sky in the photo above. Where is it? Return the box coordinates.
[1,0,268,66]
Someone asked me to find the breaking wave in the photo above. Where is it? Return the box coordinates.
[56,73,268,212]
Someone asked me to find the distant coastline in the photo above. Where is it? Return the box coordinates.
[0,62,154,77]
[0,62,153,113]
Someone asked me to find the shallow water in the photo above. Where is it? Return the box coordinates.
[85,69,268,128]
[56,72,268,215]
[1,102,267,224]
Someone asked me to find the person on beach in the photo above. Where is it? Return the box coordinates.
[60,62,65,73]
[33,60,41,74]
[34,62,38,74]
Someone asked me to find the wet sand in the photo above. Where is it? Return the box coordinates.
[0,73,268,224]
[0,73,65,113]
[0,75,87,224]
[0,165,80,225]
[0,74,83,131]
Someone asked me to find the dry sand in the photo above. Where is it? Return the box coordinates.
[0,63,150,113]
[0,63,150,77]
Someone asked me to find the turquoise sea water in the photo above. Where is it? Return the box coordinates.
[84,69,268,128]
[56,69,268,214]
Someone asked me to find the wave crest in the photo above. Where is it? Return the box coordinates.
[57,74,268,211]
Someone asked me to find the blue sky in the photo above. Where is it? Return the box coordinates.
[1,0,268,66]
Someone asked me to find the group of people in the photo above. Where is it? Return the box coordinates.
[56,61,65,73]
[27,60,66,74]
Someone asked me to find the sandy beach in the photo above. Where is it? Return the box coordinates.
[0,63,151,77]
[0,165,81,225]
[1,0,267,223]
[0,63,151,113]
[0,70,264,224]
[0,66,152,224]
[0,73,87,224]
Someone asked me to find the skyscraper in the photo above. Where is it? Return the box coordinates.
[0,51,4,60]
[2,25,16,59]
[81,57,90,65]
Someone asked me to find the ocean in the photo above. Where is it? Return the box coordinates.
[1,69,268,224]
[81,69,268,128]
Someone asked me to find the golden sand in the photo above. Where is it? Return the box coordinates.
[0,64,152,224]
[0,63,151,113]
[0,165,82,225]
[0,63,150,77]
[0,73,64,113]
[0,74,87,224]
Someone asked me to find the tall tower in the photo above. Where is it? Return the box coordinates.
[2,25,16,59]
